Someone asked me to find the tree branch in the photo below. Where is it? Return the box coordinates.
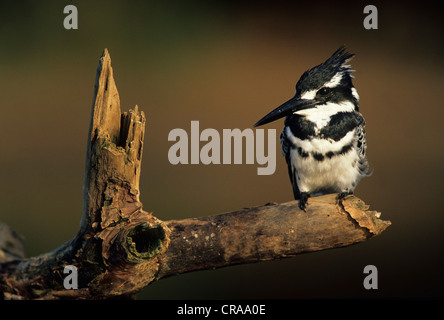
[0,49,390,300]
[157,195,390,279]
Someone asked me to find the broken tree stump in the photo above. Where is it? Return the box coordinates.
[0,49,391,300]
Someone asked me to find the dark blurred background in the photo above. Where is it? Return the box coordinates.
[0,0,443,299]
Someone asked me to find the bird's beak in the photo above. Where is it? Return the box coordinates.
[254,96,319,127]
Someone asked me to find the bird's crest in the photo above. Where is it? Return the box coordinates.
[296,46,355,95]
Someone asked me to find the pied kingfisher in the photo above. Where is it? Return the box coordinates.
[254,46,370,211]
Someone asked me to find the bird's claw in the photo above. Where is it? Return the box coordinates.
[336,191,352,206]
[298,192,310,212]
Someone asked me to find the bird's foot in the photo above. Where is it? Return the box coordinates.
[336,191,353,206]
[298,192,310,212]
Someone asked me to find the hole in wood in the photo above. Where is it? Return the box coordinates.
[125,223,165,260]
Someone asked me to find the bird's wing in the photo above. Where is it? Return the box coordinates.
[280,128,301,200]
[355,115,371,176]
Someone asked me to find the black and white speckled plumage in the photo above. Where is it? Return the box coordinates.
[255,46,370,210]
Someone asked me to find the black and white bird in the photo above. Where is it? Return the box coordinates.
[254,46,370,210]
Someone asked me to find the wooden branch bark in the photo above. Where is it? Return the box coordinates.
[0,223,25,263]
[0,49,391,300]
[157,194,390,279]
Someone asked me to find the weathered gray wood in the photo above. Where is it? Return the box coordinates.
[0,49,169,300]
[157,194,390,279]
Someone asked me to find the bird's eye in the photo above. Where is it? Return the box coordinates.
[318,87,331,96]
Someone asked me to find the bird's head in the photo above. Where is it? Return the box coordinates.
[254,46,359,127]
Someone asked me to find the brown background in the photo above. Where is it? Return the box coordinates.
[0,0,443,299]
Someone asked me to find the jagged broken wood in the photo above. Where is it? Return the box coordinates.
[0,49,391,300]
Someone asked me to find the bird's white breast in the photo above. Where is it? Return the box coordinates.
[285,126,354,155]
[293,101,355,134]
[285,126,362,194]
